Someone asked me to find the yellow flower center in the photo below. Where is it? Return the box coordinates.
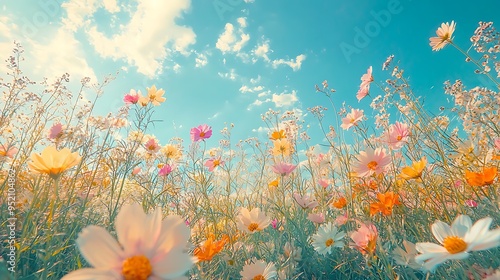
[199,131,206,137]
[248,222,259,232]
[367,161,378,170]
[213,159,220,167]
[122,255,152,280]
[443,236,467,254]
[253,275,265,280]
[325,238,334,247]
[396,135,403,141]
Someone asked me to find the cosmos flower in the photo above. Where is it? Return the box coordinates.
[190,124,213,142]
[193,234,228,262]
[62,203,194,280]
[352,147,391,177]
[310,222,346,255]
[161,144,182,160]
[332,197,347,209]
[204,158,224,172]
[307,212,325,224]
[28,146,81,180]
[350,222,378,255]
[415,214,500,272]
[146,85,166,106]
[270,130,286,140]
[357,66,373,101]
[272,139,293,156]
[123,89,141,105]
[236,208,271,234]
[392,240,421,270]
[0,143,18,159]
[340,108,364,130]
[429,21,456,51]
[159,164,175,177]
[144,138,161,153]
[384,122,410,150]
[399,157,427,181]
[318,178,330,188]
[293,193,319,210]
[240,259,277,280]
[465,167,497,187]
[268,178,279,188]
[271,162,297,176]
[48,123,64,140]
[369,192,401,216]
[132,166,141,175]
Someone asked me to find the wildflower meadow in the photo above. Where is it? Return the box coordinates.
[1,18,500,280]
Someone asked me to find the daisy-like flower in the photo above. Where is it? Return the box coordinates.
[293,193,319,210]
[193,234,229,262]
[0,143,18,159]
[240,259,277,280]
[357,66,373,101]
[271,162,297,176]
[272,139,293,156]
[350,222,378,255]
[48,123,64,140]
[28,146,81,180]
[415,214,500,272]
[204,158,224,172]
[161,144,182,160]
[465,167,497,187]
[318,178,330,188]
[270,130,286,140]
[144,138,161,154]
[268,178,279,189]
[310,222,346,255]
[236,208,271,234]
[283,241,302,262]
[332,197,347,209]
[190,124,212,142]
[340,108,364,130]
[399,157,427,181]
[159,163,175,177]
[384,122,410,150]
[146,85,166,106]
[392,240,421,270]
[369,192,401,216]
[429,21,456,51]
[123,89,141,105]
[307,212,325,224]
[352,147,391,177]
[62,203,194,280]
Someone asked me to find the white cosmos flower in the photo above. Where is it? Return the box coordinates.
[62,203,194,280]
[415,215,500,272]
[240,259,277,280]
[236,207,271,234]
[310,222,346,255]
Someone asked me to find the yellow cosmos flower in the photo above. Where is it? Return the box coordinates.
[399,157,427,182]
[147,85,166,106]
[272,139,293,156]
[28,146,81,180]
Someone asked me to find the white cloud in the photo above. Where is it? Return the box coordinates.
[216,17,250,54]
[272,54,306,71]
[103,0,120,13]
[244,0,255,3]
[252,126,269,133]
[61,0,99,32]
[272,90,298,107]
[195,52,208,68]
[173,63,181,73]
[86,0,196,78]
[253,41,271,62]
[218,68,237,80]
[250,75,261,84]
[239,85,264,93]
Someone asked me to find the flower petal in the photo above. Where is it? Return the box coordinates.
[115,203,148,256]
[431,220,452,244]
[76,226,123,270]
[152,249,195,279]
[61,268,120,280]
[451,215,472,237]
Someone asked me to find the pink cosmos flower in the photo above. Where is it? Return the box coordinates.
[144,138,160,153]
[271,162,297,176]
[293,193,319,210]
[318,178,330,188]
[316,153,330,167]
[350,222,378,255]
[123,89,141,105]
[131,166,141,175]
[384,122,410,150]
[341,108,364,130]
[335,213,349,226]
[204,158,224,172]
[357,66,373,101]
[352,147,391,177]
[271,219,278,229]
[495,138,500,150]
[190,124,212,142]
[465,200,478,208]
[48,123,64,140]
[307,213,325,224]
[0,143,18,159]
[159,164,175,176]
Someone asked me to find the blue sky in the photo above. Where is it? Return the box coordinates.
[1,0,499,151]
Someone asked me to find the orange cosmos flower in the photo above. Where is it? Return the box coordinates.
[28,146,81,180]
[399,157,427,182]
[268,178,279,188]
[332,197,347,209]
[370,191,401,216]
[270,130,286,140]
[465,167,497,187]
[194,234,229,262]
